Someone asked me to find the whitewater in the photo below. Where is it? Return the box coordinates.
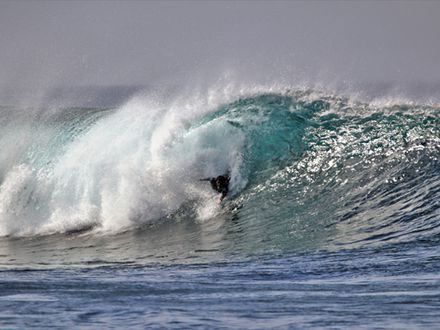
[0,85,439,328]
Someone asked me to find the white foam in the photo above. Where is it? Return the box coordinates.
[0,89,250,236]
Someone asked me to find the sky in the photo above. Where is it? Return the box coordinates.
[0,0,439,94]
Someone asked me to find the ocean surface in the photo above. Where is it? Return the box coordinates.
[0,89,439,328]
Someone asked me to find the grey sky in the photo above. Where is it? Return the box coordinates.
[1,0,439,90]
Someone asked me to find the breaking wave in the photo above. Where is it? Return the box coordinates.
[0,88,438,254]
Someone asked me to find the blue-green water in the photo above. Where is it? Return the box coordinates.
[0,91,439,328]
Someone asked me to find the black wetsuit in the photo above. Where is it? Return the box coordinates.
[209,175,230,200]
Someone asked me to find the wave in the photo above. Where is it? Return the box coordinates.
[0,88,438,254]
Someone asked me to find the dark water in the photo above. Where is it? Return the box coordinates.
[1,241,440,328]
[0,90,439,328]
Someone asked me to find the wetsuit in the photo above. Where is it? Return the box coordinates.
[209,175,230,201]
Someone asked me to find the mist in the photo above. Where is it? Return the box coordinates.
[1,1,440,105]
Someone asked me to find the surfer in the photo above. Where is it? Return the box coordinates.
[200,174,230,202]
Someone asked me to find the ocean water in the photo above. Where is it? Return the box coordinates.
[0,89,439,328]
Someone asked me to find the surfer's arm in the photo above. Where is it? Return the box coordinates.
[217,194,224,204]
[219,191,227,202]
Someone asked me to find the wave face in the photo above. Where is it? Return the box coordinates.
[0,91,439,255]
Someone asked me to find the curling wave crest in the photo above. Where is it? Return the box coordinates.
[0,90,438,255]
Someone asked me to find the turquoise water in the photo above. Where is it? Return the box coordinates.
[0,91,439,328]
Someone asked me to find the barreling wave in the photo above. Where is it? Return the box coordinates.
[0,88,438,254]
